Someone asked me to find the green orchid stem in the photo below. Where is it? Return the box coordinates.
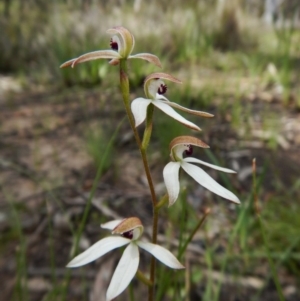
[119,59,158,301]
[141,103,156,301]
[148,210,158,301]
[178,208,211,260]
[142,104,154,150]
[136,270,153,287]
[155,194,168,211]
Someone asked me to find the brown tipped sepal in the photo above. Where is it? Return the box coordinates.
[170,136,210,151]
[112,217,144,240]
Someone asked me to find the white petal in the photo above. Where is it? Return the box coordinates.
[184,157,236,173]
[156,96,213,118]
[106,243,139,301]
[152,100,201,131]
[66,237,130,268]
[137,241,184,269]
[181,162,240,204]
[101,219,125,231]
[163,162,181,206]
[131,98,151,127]
[163,101,214,118]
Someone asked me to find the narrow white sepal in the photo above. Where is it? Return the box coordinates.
[181,162,240,204]
[66,237,130,268]
[137,241,184,269]
[72,50,120,66]
[152,100,201,131]
[184,157,236,173]
[129,53,162,67]
[157,93,214,117]
[101,219,125,231]
[163,162,181,206]
[106,243,139,301]
[131,98,151,127]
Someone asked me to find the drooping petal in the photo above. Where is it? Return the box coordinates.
[107,26,135,58]
[184,157,236,173]
[137,241,184,269]
[161,100,214,118]
[106,243,139,301]
[152,100,201,131]
[129,53,162,68]
[66,237,130,268]
[101,219,125,231]
[131,98,152,127]
[163,162,181,206]
[181,162,240,204]
[71,50,121,67]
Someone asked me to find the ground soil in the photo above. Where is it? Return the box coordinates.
[0,80,299,301]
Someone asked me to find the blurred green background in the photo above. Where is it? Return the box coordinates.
[0,0,300,300]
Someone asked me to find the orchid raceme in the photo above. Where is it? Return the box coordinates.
[131,73,214,131]
[60,26,161,68]
[163,136,240,206]
[67,217,184,301]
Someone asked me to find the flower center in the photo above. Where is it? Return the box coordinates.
[157,83,167,95]
[121,230,133,240]
[110,38,118,51]
[184,144,193,156]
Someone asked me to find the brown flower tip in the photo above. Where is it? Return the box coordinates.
[145,72,182,85]
[112,217,143,234]
[169,136,210,151]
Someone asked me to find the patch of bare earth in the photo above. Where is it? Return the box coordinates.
[0,78,299,300]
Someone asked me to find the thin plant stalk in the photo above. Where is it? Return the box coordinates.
[119,59,159,301]
[178,208,211,260]
[46,201,57,291]
[252,159,285,301]
[119,59,157,208]
[213,161,268,301]
[2,187,29,301]
[60,117,124,301]
[156,205,210,301]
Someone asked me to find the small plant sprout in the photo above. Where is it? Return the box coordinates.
[67,217,184,301]
[131,73,214,131]
[163,136,240,206]
[60,26,161,68]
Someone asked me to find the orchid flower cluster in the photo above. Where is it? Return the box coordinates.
[61,26,240,301]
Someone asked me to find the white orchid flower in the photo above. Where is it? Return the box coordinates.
[131,73,214,131]
[60,26,161,68]
[163,136,240,206]
[67,217,184,301]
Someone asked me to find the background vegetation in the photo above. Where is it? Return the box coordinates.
[0,0,300,300]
